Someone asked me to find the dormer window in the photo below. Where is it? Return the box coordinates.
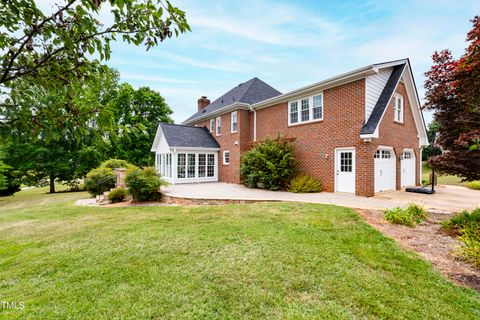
[393,94,404,123]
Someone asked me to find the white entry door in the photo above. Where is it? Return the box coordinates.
[335,148,355,194]
[401,150,416,187]
[374,148,396,192]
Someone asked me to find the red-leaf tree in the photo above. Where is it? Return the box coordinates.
[424,16,480,181]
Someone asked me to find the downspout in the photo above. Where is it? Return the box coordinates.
[249,105,257,142]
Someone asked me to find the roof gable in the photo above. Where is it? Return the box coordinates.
[183,77,282,123]
[360,63,406,135]
[151,123,220,151]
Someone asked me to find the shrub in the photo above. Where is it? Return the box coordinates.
[385,207,416,227]
[240,137,296,191]
[84,167,116,196]
[68,182,86,192]
[457,225,480,268]
[442,209,480,267]
[405,203,428,223]
[288,175,322,193]
[108,187,128,203]
[442,208,480,236]
[125,167,168,202]
[100,159,134,170]
[384,203,427,227]
[465,181,480,190]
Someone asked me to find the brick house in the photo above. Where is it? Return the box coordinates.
[151,59,428,197]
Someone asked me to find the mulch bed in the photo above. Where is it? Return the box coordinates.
[356,209,480,292]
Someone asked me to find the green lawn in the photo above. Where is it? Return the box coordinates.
[422,162,467,186]
[0,189,479,319]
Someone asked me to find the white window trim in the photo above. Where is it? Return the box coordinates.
[231,111,238,133]
[216,116,221,136]
[393,94,404,123]
[223,150,230,165]
[209,119,214,132]
[288,92,324,126]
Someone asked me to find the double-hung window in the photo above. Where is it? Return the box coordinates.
[288,92,323,125]
[216,116,221,135]
[231,111,238,133]
[289,101,298,124]
[223,150,230,165]
[312,94,323,120]
[301,99,309,122]
[393,94,404,123]
[209,119,214,132]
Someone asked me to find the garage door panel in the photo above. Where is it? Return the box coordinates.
[401,151,416,187]
[374,149,396,193]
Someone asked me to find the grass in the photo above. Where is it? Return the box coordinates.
[421,162,465,186]
[0,190,479,319]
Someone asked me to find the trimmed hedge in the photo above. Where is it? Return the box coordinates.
[84,167,115,196]
[125,167,168,202]
[108,187,128,203]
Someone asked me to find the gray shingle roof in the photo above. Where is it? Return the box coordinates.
[183,77,282,123]
[360,63,406,135]
[160,122,220,149]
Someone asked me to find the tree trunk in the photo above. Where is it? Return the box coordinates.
[49,175,55,193]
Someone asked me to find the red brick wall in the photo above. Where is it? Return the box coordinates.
[192,79,421,197]
[255,80,367,194]
[197,109,248,183]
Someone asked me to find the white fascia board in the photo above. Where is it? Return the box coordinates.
[182,102,250,125]
[372,58,409,73]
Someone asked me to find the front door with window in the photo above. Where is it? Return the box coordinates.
[335,148,356,194]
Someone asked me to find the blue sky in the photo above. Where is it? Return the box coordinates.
[42,0,480,123]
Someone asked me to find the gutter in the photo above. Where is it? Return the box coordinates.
[251,68,376,110]
[249,105,257,142]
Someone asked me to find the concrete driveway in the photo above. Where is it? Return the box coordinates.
[373,185,480,212]
[162,182,479,211]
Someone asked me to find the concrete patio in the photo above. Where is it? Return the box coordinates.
[162,182,479,211]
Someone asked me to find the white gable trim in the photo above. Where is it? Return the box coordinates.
[360,60,428,147]
[151,125,172,153]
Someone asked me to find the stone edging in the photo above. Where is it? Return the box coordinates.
[161,193,281,205]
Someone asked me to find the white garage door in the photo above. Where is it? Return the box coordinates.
[374,148,396,192]
[401,150,416,187]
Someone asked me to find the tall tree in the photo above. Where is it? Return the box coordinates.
[1,64,119,193]
[0,0,189,138]
[111,84,173,166]
[0,0,189,87]
[424,16,480,181]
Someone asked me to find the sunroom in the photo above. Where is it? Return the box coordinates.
[151,123,220,184]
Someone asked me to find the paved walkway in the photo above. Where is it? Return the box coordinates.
[162,183,479,212]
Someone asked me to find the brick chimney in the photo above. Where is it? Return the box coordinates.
[197,96,210,112]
